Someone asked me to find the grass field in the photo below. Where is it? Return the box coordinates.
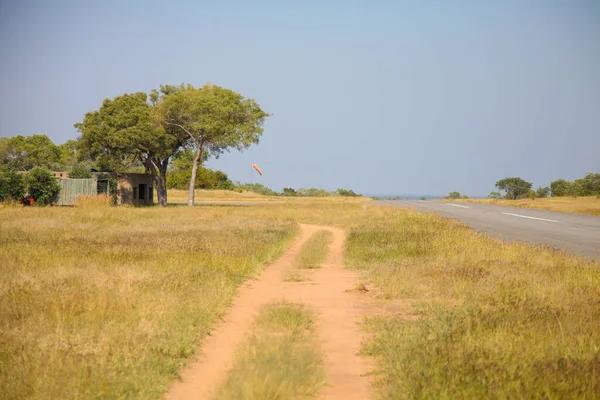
[0,204,297,399]
[345,207,600,398]
[215,303,323,399]
[444,196,600,216]
[1,200,599,399]
[164,189,370,204]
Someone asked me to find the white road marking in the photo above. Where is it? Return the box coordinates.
[417,200,427,203]
[502,212,559,223]
[445,203,470,208]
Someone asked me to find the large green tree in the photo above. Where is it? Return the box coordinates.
[0,134,62,171]
[550,179,571,197]
[495,177,532,200]
[155,84,269,206]
[75,91,187,206]
[579,173,600,196]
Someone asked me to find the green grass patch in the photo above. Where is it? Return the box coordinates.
[295,230,333,269]
[215,303,324,399]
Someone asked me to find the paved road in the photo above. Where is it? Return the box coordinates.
[374,200,600,259]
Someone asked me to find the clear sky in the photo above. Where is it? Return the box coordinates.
[1,0,599,196]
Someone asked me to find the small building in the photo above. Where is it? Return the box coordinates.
[50,171,153,206]
[115,173,154,206]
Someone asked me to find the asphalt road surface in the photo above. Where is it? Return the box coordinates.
[374,200,600,259]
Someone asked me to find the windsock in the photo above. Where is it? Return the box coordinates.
[252,163,263,176]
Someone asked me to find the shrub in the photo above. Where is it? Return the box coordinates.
[26,167,60,205]
[336,188,359,197]
[0,171,26,202]
[535,186,550,198]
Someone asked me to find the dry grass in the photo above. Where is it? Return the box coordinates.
[444,196,600,216]
[215,303,324,399]
[164,189,371,204]
[166,189,271,203]
[345,206,600,399]
[294,230,333,269]
[2,201,599,399]
[0,206,297,399]
[74,194,112,208]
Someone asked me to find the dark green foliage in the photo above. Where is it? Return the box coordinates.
[550,179,571,197]
[446,191,463,199]
[488,191,501,199]
[577,173,600,196]
[281,188,298,197]
[166,149,233,190]
[0,134,63,171]
[535,186,550,198]
[0,171,26,202]
[296,188,330,197]
[75,90,186,206]
[26,167,60,205]
[68,163,93,179]
[234,183,278,196]
[495,177,532,200]
[167,167,234,190]
[335,188,358,197]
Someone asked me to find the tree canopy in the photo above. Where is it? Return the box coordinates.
[75,90,187,205]
[0,134,63,172]
[495,177,532,200]
[155,83,269,205]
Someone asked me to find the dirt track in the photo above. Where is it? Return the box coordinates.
[165,224,372,400]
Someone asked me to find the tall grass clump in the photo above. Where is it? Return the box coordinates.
[294,230,333,269]
[216,303,324,399]
[346,207,600,399]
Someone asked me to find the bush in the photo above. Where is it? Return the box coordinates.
[336,188,359,197]
[234,183,278,196]
[0,171,26,202]
[488,191,501,199]
[535,186,550,198]
[167,167,234,190]
[27,167,60,205]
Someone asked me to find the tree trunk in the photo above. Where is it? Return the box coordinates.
[154,173,168,206]
[188,145,203,206]
[147,157,169,206]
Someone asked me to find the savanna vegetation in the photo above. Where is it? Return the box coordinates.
[1,131,361,205]
[445,173,600,215]
[1,201,598,399]
[215,303,323,400]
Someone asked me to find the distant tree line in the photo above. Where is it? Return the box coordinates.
[445,191,469,200]
[232,183,360,197]
[444,173,600,201]
[487,174,600,200]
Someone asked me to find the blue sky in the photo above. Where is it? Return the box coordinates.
[1,0,599,196]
